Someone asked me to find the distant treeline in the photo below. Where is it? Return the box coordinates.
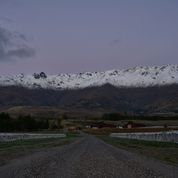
[101,113,178,121]
[0,113,62,132]
[61,113,178,121]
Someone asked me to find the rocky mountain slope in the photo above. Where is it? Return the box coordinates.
[1,65,178,115]
[0,65,178,89]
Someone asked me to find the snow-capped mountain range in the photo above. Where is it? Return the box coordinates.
[0,65,178,90]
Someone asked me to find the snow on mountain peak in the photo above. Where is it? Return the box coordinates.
[0,65,178,90]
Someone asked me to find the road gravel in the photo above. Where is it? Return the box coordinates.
[0,134,177,178]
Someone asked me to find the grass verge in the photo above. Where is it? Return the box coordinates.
[0,134,78,166]
[99,135,178,165]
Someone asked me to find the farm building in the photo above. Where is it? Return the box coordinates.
[86,122,116,129]
[124,121,146,129]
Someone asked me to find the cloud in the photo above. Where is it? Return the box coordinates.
[0,25,35,62]
[0,16,13,23]
[109,38,121,46]
[6,46,35,58]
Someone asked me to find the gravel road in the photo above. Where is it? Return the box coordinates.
[0,134,177,178]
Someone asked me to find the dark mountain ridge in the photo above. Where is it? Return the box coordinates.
[0,84,178,115]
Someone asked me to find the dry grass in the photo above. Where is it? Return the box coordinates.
[99,136,178,165]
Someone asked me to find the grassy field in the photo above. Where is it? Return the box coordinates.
[99,136,178,165]
[0,134,78,166]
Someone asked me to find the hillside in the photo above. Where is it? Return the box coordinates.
[0,84,178,116]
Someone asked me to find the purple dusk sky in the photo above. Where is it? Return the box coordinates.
[0,0,178,75]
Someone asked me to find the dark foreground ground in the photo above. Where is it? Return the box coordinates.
[0,135,177,178]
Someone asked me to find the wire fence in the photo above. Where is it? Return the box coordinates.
[110,131,178,143]
[0,133,66,142]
